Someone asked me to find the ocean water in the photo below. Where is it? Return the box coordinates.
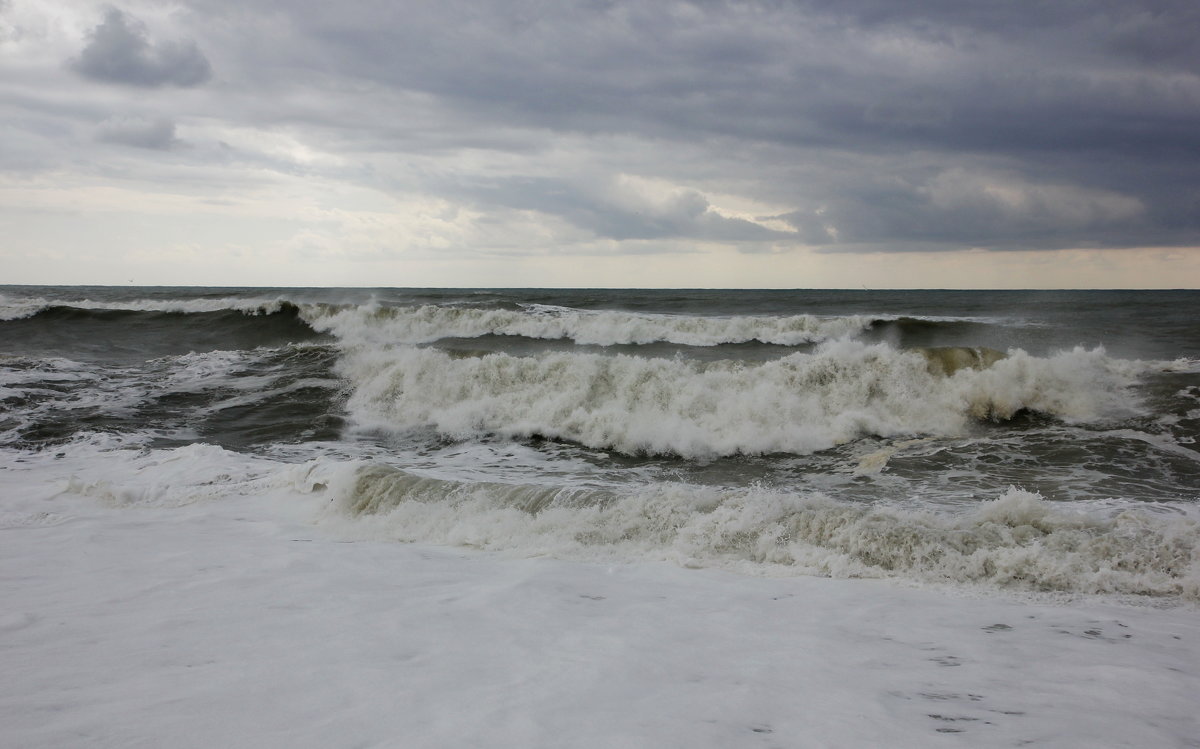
[3,286,1198,599]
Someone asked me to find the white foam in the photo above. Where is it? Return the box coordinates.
[17,440,1198,600]
[0,360,145,431]
[0,294,53,321]
[153,349,272,392]
[0,292,288,320]
[334,340,1150,458]
[4,439,1197,746]
[5,455,1198,748]
[63,443,275,508]
[0,356,94,387]
[309,463,1200,600]
[0,349,305,447]
[301,302,875,347]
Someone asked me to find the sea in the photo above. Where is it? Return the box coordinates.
[2,286,1198,600]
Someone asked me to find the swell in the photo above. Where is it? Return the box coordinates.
[0,293,297,321]
[336,341,1150,458]
[2,295,1019,353]
[309,462,1200,600]
[0,302,324,362]
[862,316,1011,349]
[299,304,1032,355]
[0,344,343,451]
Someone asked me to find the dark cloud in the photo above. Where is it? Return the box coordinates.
[7,0,1197,258]
[280,0,1191,251]
[244,4,1198,156]
[779,168,1153,251]
[96,116,178,149]
[72,8,211,87]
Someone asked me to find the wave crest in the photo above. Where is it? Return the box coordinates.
[313,464,1199,599]
[0,293,293,321]
[301,303,875,347]
[337,341,1146,457]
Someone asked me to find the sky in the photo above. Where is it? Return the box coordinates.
[1,0,1198,288]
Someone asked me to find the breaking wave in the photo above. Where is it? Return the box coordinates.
[301,302,877,347]
[0,293,1028,354]
[55,442,1199,599]
[0,293,293,321]
[0,300,323,362]
[336,340,1148,457]
[308,462,1200,599]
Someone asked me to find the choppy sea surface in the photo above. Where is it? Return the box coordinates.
[2,286,1198,599]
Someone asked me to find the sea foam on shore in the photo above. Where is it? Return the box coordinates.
[2,446,1198,749]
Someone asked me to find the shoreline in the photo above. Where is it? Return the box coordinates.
[3,471,1198,748]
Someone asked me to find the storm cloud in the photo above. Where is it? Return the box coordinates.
[184,0,1200,250]
[72,7,211,87]
[2,0,1198,285]
[95,116,178,149]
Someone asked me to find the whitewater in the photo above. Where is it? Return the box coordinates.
[2,286,1198,747]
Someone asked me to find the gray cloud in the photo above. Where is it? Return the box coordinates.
[214,0,1197,250]
[72,8,211,87]
[96,116,178,150]
[780,167,1152,251]
[5,0,1197,261]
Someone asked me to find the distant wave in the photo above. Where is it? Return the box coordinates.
[334,340,1149,458]
[861,315,1019,346]
[2,294,1026,353]
[0,293,294,321]
[309,463,1200,599]
[301,302,878,347]
[0,298,324,366]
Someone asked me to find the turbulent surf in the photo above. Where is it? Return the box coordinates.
[2,286,1198,599]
